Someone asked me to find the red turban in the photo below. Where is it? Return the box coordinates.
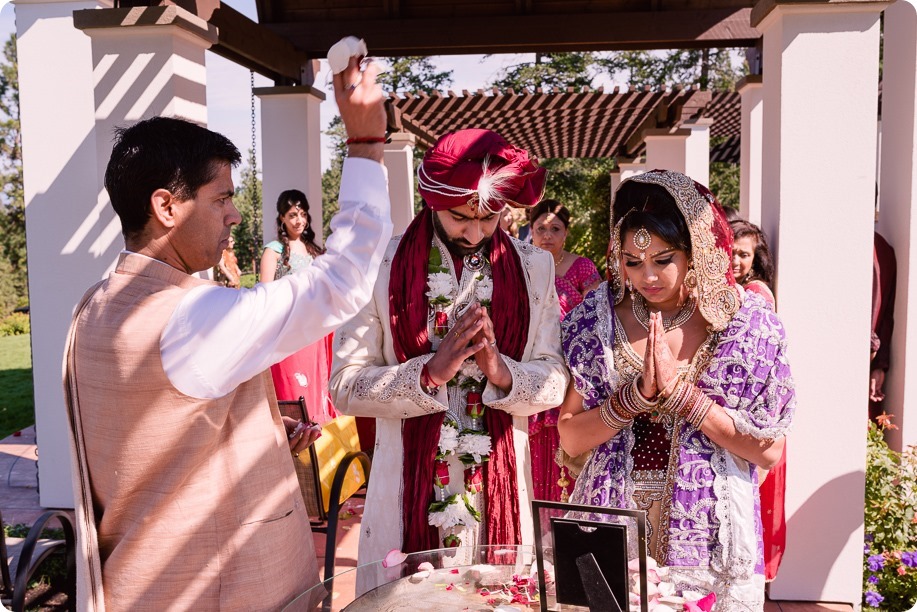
[417,129,546,212]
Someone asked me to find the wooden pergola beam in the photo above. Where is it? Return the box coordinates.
[209,3,309,84]
[266,8,759,58]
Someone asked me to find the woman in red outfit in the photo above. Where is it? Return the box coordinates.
[528,199,602,501]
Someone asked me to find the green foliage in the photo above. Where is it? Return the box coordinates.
[232,154,263,277]
[863,419,917,610]
[239,273,257,289]
[0,252,20,316]
[538,158,614,272]
[0,34,26,313]
[709,161,740,210]
[0,311,29,336]
[0,333,34,439]
[378,57,453,93]
[321,117,345,237]
[599,49,744,90]
[491,53,598,90]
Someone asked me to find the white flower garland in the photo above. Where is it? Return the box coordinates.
[426,250,496,547]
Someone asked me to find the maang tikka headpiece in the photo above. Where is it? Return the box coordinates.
[633,227,652,260]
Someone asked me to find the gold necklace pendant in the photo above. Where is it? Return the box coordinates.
[632,294,697,332]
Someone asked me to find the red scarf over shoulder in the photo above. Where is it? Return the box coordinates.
[390,206,530,553]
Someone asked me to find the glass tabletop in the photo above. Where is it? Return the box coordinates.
[284,544,568,611]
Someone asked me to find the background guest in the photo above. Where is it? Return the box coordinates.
[260,189,336,425]
[528,198,602,501]
[731,219,776,307]
[871,231,896,417]
[215,234,241,288]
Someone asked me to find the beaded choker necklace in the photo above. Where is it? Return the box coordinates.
[632,294,696,332]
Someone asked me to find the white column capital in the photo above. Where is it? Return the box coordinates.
[753,0,889,31]
[384,131,416,149]
[254,85,327,102]
[73,5,217,48]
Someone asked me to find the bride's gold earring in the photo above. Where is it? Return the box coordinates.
[684,265,698,296]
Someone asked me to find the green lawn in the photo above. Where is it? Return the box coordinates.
[0,333,34,440]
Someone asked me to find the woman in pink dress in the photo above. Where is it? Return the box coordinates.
[260,189,337,425]
[732,218,784,584]
[731,219,776,307]
[528,199,602,501]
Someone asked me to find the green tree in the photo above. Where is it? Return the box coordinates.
[0,34,25,315]
[599,49,744,90]
[322,59,455,231]
[378,57,453,94]
[320,117,345,237]
[491,52,597,91]
[487,55,611,269]
[232,154,263,276]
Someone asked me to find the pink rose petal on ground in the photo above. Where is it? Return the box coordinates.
[418,562,434,572]
[647,568,661,583]
[450,568,460,574]
[381,549,408,568]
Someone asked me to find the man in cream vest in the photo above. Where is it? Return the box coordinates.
[330,129,569,593]
[63,57,392,611]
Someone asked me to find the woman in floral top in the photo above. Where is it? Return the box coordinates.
[528,199,602,501]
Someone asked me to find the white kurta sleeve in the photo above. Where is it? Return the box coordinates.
[330,277,448,419]
[482,252,569,416]
[161,157,393,399]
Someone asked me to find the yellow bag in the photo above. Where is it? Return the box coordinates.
[299,415,367,514]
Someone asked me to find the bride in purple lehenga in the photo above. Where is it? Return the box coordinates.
[557,171,796,610]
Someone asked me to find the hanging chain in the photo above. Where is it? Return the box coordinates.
[250,71,258,173]
[249,71,262,274]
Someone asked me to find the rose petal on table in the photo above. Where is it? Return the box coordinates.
[417,561,434,572]
[381,548,408,568]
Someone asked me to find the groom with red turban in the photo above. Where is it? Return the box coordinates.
[331,129,568,591]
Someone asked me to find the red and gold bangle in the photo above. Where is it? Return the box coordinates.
[599,397,633,430]
[629,378,658,412]
[659,379,692,415]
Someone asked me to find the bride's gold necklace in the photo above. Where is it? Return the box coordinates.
[632,294,696,332]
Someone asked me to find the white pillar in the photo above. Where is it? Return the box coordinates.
[383,132,416,234]
[756,0,885,603]
[878,0,917,452]
[15,0,111,508]
[737,75,764,225]
[609,168,622,203]
[618,158,646,181]
[644,120,711,186]
[256,86,325,245]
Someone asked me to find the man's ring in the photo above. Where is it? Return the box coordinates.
[346,82,358,91]
[490,340,497,347]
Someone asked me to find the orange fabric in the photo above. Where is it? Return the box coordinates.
[65,253,321,611]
